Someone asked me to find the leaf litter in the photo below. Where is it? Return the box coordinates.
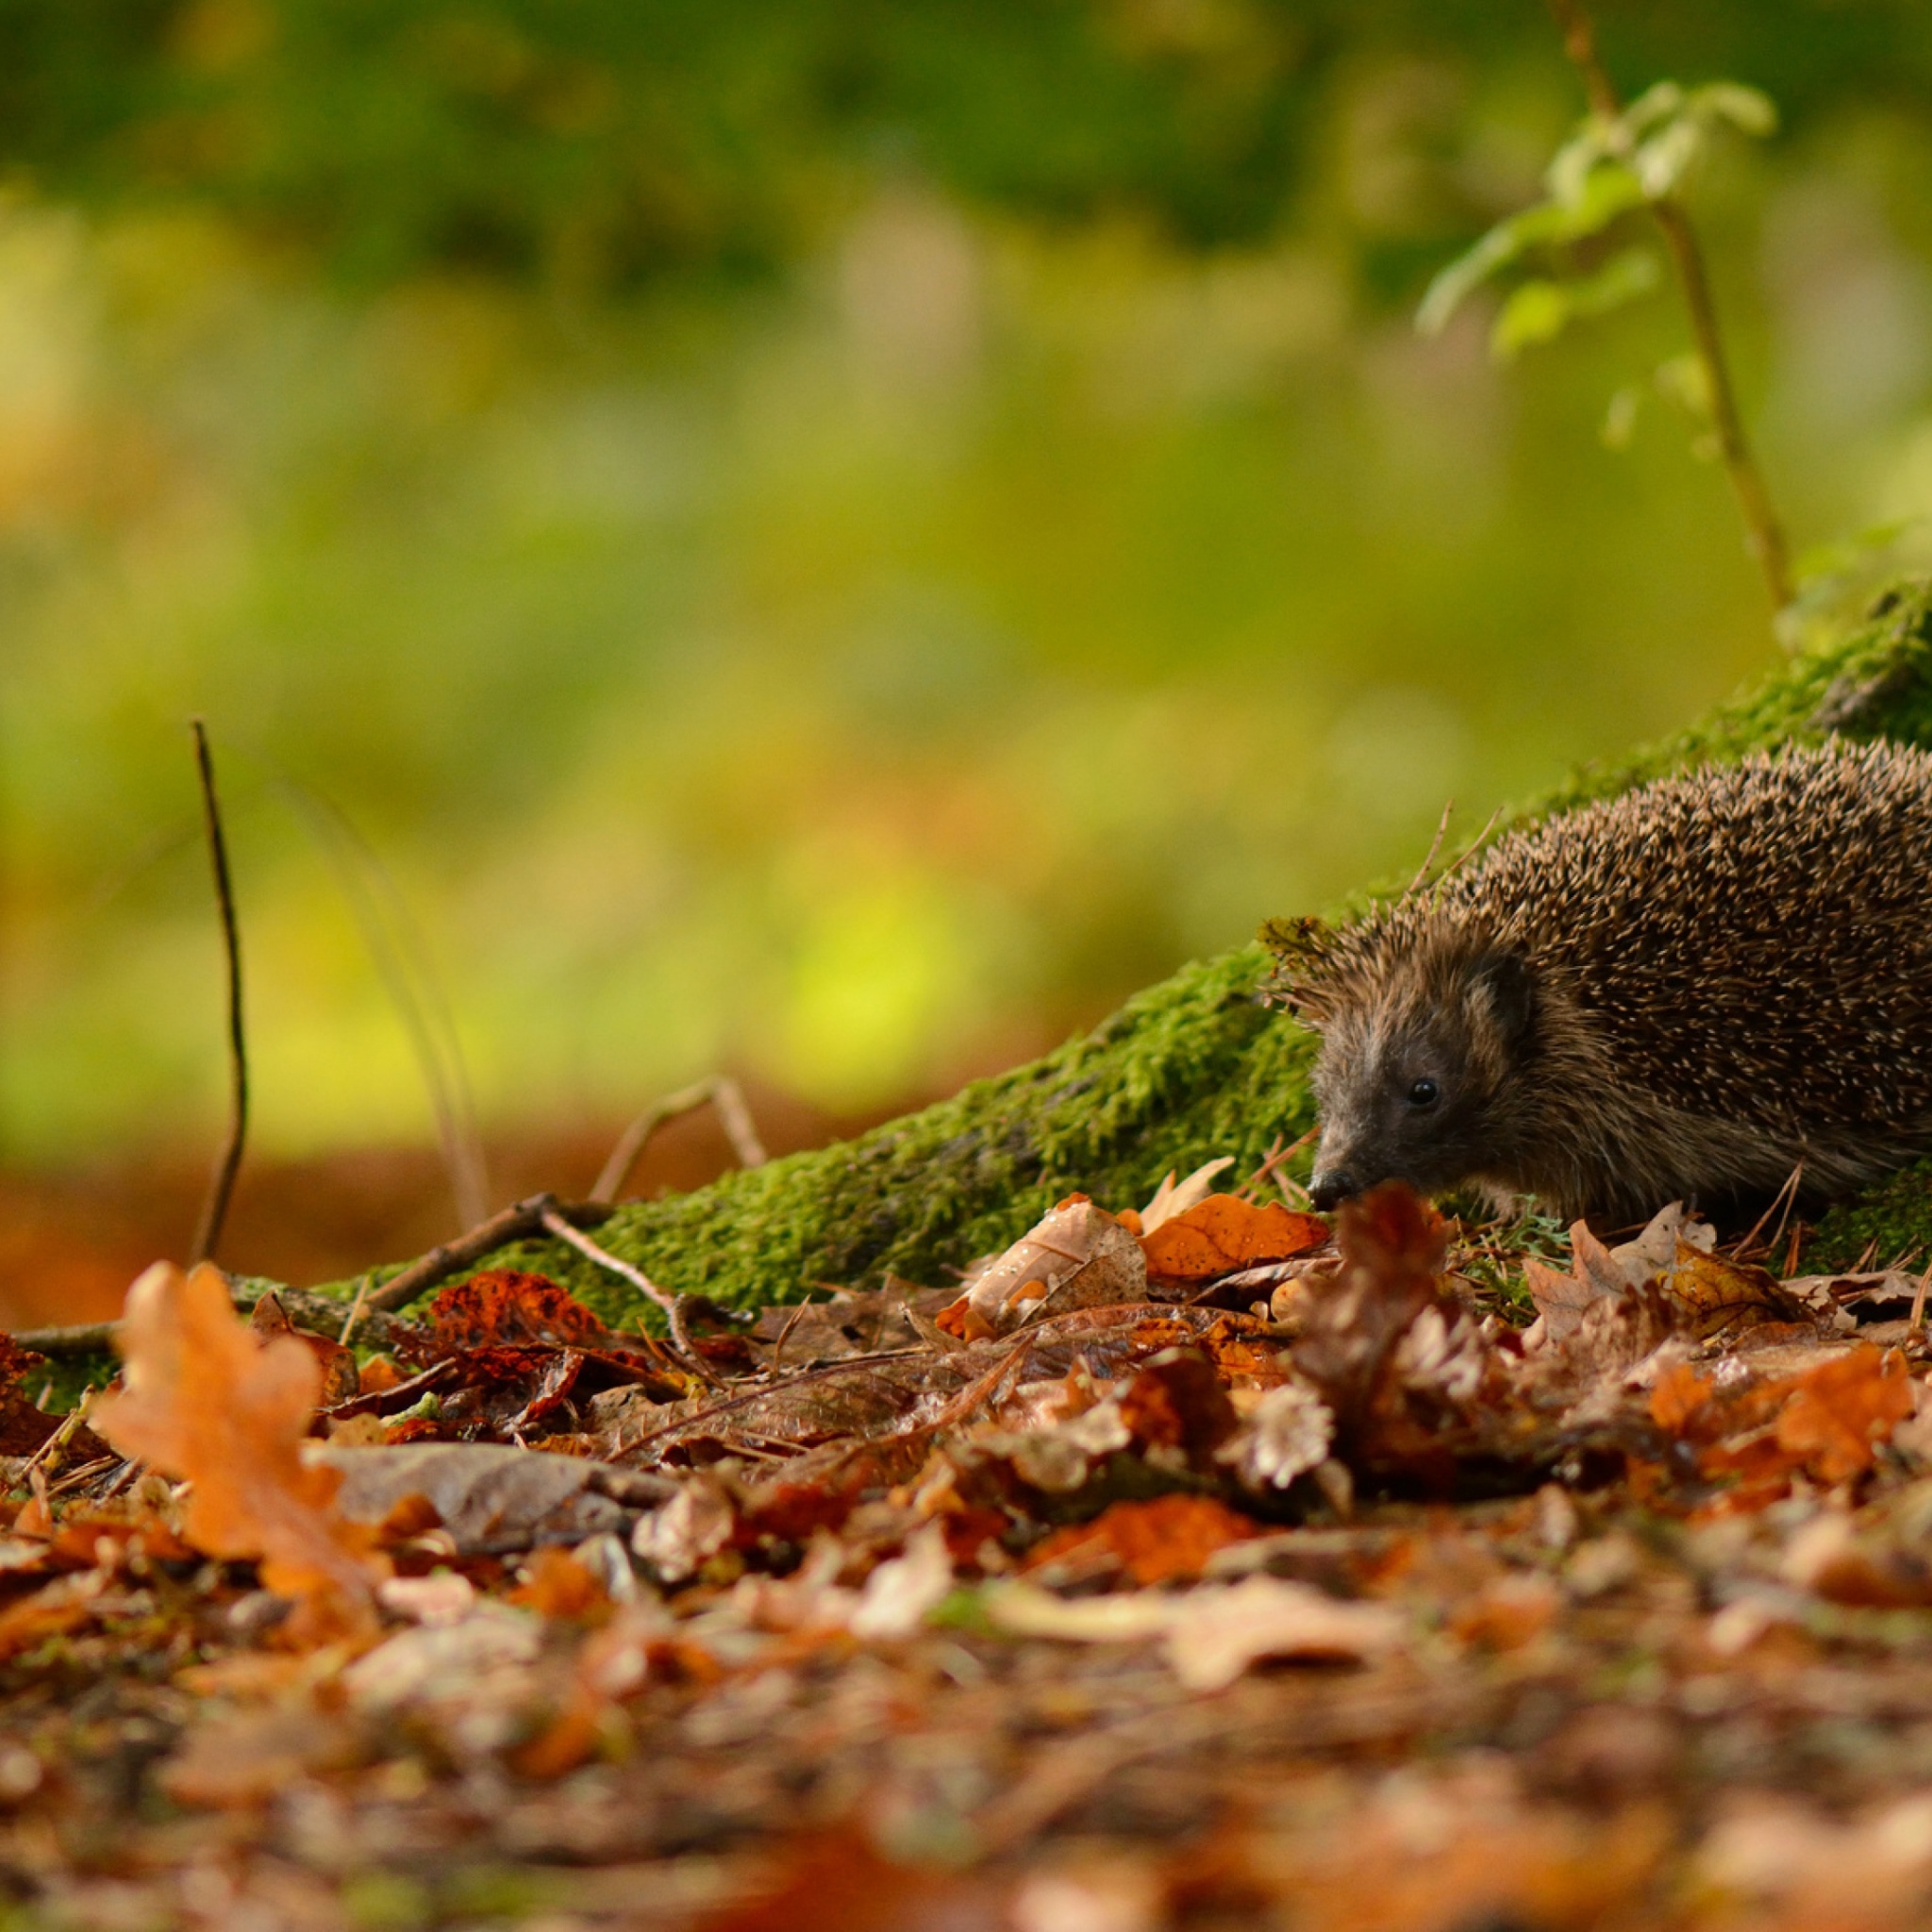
[8,1178,1932,1926]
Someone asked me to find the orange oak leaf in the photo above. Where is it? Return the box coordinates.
[92,1262,388,1619]
[1139,1193,1328,1285]
[1021,1492,1263,1587]
[1774,1345,1914,1485]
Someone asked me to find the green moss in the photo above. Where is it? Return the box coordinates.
[1804,1158,1932,1273]
[321,580,1932,1324]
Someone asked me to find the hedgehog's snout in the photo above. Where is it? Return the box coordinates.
[1308,1167,1361,1213]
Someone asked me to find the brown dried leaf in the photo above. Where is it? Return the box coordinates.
[938,1195,1148,1340]
[92,1262,387,1620]
[402,1270,619,1362]
[1139,1193,1329,1287]
[1021,1493,1265,1587]
[1659,1244,1817,1341]
[249,1291,359,1407]
[1774,1345,1914,1484]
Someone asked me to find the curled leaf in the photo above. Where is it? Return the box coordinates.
[92,1262,386,1622]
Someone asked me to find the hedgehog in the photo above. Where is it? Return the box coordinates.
[1263,738,1932,1225]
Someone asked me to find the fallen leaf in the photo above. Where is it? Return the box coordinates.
[938,1197,1148,1341]
[318,1441,667,1556]
[249,1291,359,1406]
[402,1270,623,1360]
[0,1335,64,1458]
[1159,1575,1404,1690]
[1774,1345,1914,1484]
[633,1474,737,1584]
[92,1262,387,1624]
[1659,1244,1816,1341]
[158,1707,359,1809]
[848,1524,955,1639]
[506,1546,613,1623]
[695,1831,1004,1932]
[1022,1494,1264,1587]
[986,1575,1402,1689]
[1139,1194,1327,1287]
[1217,1380,1335,1491]
[1138,1157,1237,1235]
[0,1571,107,1661]
[1116,1352,1240,1465]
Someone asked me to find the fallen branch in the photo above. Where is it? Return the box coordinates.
[362,1193,563,1315]
[536,1207,722,1387]
[591,1074,768,1207]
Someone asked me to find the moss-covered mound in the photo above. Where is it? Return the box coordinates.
[360,581,1932,1324]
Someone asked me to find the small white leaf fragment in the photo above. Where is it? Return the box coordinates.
[984,1576,1403,1691]
[1217,1381,1334,1491]
[632,1478,735,1584]
[848,1524,956,1641]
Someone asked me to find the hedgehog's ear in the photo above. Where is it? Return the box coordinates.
[1465,947,1536,1050]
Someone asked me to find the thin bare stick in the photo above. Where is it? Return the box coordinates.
[767,1298,812,1377]
[1404,799,1456,899]
[17,1392,95,1484]
[591,1075,767,1206]
[363,1192,558,1315]
[1431,806,1507,906]
[338,1273,375,1347]
[97,1458,140,1502]
[1766,1160,1806,1262]
[1732,1159,1804,1261]
[709,1076,769,1170]
[189,721,248,1266]
[1242,1124,1320,1207]
[46,1457,119,1501]
[12,1322,120,1359]
[1543,0,1792,613]
[1912,1254,1932,1334]
[537,1207,720,1387]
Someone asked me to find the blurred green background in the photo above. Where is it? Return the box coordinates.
[8,0,1932,1292]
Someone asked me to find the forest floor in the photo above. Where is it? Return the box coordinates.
[3,1160,1932,1932]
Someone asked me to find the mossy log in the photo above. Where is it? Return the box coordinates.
[370,583,1932,1324]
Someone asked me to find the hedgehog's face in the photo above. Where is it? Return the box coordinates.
[1306,946,1537,1213]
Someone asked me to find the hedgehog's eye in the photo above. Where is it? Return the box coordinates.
[1407,1077,1440,1108]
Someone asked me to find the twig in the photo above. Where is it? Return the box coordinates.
[12,1323,119,1359]
[18,1392,95,1484]
[767,1298,813,1377]
[1430,806,1506,906]
[97,1459,140,1502]
[1543,0,1793,613]
[189,721,249,1266]
[1911,1254,1932,1334]
[1241,1124,1320,1207]
[338,1273,375,1347]
[46,1457,119,1501]
[363,1192,560,1315]
[1404,798,1455,898]
[1767,1161,1806,1261]
[537,1207,722,1388]
[1733,1159,1804,1261]
[1782,1219,1806,1279]
[591,1075,767,1207]
[709,1076,769,1170]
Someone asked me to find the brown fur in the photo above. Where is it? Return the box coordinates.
[1265,739,1932,1224]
